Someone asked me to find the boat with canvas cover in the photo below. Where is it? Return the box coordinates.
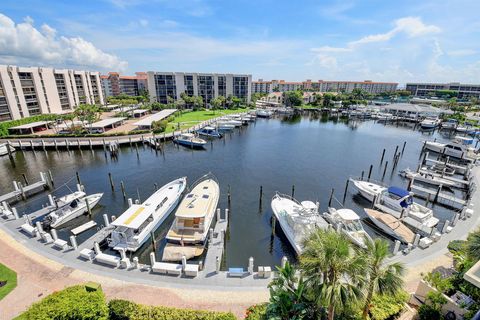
[322,207,372,248]
[108,177,187,252]
[271,192,328,255]
[173,133,207,149]
[163,173,219,261]
[364,208,415,244]
[197,126,223,138]
[350,179,439,234]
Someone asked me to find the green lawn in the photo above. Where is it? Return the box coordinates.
[299,104,319,109]
[165,108,248,133]
[0,263,17,300]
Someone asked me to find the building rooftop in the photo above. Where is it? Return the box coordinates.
[90,117,126,128]
[133,109,177,127]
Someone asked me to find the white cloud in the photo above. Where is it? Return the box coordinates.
[0,13,127,71]
[311,46,352,53]
[448,49,476,57]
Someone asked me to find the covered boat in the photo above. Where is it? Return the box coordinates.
[323,207,372,248]
[364,208,415,244]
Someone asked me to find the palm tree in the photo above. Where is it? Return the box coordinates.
[300,228,366,320]
[360,238,405,320]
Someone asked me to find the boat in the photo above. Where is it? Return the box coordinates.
[108,177,187,252]
[215,121,235,131]
[364,208,415,244]
[271,193,329,255]
[350,179,439,234]
[420,117,440,130]
[322,207,372,248]
[42,192,103,229]
[399,168,457,188]
[0,143,14,156]
[256,109,273,118]
[425,163,456,176]
[422,136,479,161]
[163,173,220,261]
[197,126,223,138]
[173,133,207,149]
[441,119,458,130]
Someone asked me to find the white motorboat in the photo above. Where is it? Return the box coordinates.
[423,136,479,161]
[173,133,207,148]
[364,208,415,244]
[109,177,187,252]
[197,126,223,138]
[256,109,273,118]
[0,143,14,156]
[163,173,219,261]
[323,207,372,248]
[43,192,103,229]
[399,168,457,188]
[441,119,458,130]
[215,121,235,131]
[350,179,439,234]
[420,117,440,130]
[271,193,329,255]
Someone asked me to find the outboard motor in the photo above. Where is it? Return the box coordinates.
[42,213,58,230]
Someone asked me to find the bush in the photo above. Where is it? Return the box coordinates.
[109,299,137,320]
[108,299,236,320]
[152,120,168,133]
[15,285,108,320]
[244,303,267,320]
[369,291,409,320]
[418,304,443,320]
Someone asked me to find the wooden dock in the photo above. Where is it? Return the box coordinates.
[0,173,49,204]
[203,213,229,273]
[411,184,466,207]
[71,220,97,235]
[424,157,471,174]
[78,225,114,251]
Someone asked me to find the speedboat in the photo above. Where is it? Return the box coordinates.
[422,136,479,161]
[109,177,187,252]
[0,143,14,156]
[350,179,439,234]
[399,168,457,188]
[42,192,103,229]
[215,122,235,131]
[420,117,440,130]
[173,133,207,149]
[322,207,372,248]
[163,173,220,261]
[364,208,415,244]
[441,119,458,130]
[256,109,273,118]
[271,193,329,255]
[197,126,223,138]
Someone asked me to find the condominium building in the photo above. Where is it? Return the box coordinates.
[100,72,148,97]
[0,65,104,122]
[405,82,480,99]
[252,79,398,94]
[147,72,252,105]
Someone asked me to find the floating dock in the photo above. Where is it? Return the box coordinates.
[71,220,97,235]
[410,184,466,208]
[78,225,114,251]
[203,210,229,273]
[0,172,49,204]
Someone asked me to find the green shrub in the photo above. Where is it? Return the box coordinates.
[448,240,466,254]
[418,304,443,320]
[109,299,137,320]
[424,272,454,294]
[15,285,108,320]
[245,303,268,320]
[369,291,409,320]
[108,299,236,320]
[152,120,168,133]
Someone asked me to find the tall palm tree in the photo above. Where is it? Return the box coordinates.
[300,228,366,320]
[360,238,405,320]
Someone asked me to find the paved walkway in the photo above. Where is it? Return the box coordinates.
[0,227,269,319]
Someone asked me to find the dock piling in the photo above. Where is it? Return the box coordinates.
[281,256,288,268]
[453,212,460,226]
[248,257,254,275]
[48,170,54,186]
[393,240,401,255]
[216,208,221,222]
[380,148,386,163]
[259,186,263,210]
[128,198,133,207]
[51,228,58,241]
[271,215,276,235]
[342,179,349,204]
[227,184,231,209]
[413,234,420,247]
[76,172,82,186]
[86,198,92,218]
[382,161,388,178]
[291,185,295,198]
[12,207,19,219]
[21,173,29,186]
[150,231,156,251]
[361,171,364,180]
[402,141,407,154]
[103,214,110,227]
[442,220,450,233]
[225,208,229,223]
[367,165,373,181]
[70,235,78,250]
[120,181,126,199]
[393,145,399,159]
[108,173,115,191]
[434,185,442,203]
[328,188,335,207]
[35,221,44,235]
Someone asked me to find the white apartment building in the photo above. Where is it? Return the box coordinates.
[0,65,104,122]
[406,82,480,99]
[147,72,252,105]
[252,79,398,94]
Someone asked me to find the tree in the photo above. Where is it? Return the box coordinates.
[300,228,366,320]
[74,104,101,128]
[174,98,186,110]
[193,96,204,110]
[267,262,316,319]
[251,93,267,104]
[210,96,225,110]
[466,228,480,261]
[360,239,405,320]
[231,96,242,109]
[283,91,303,107]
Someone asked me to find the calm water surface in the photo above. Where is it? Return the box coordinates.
[0,114,467,267]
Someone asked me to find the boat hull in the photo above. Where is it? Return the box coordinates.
[50,194,103,228]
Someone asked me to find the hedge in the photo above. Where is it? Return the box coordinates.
[244,303,267,320]
[15,285,109,320]
[369,291,409,320]
[108,299,236,320]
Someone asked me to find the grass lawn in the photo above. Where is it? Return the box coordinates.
[0,263,17,300]
[165,108,248,133]
[299,104,319,109]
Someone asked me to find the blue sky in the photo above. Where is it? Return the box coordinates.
[1,0,480,84]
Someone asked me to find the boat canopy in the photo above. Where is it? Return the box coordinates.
[111,204,154,229]
[336,209,360,221]
[388,186,410,198]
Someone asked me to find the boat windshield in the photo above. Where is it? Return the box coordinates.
[345,220,363,232]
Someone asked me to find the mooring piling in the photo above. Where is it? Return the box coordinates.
[86,197,92,218]
[108,172,115,191]
[21,173,28,186]
[380,148,386,163]
[393,145,399,159]
[76,171,82,186]
[259,185,263,210]
[120,181,126,199]
[328,188,334,207]
[291,185,295,198]
[343,179,349,204]
[367,164,373,181]
[382,161,388,178]
[401,141,407,154]
[361,171,364,180]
